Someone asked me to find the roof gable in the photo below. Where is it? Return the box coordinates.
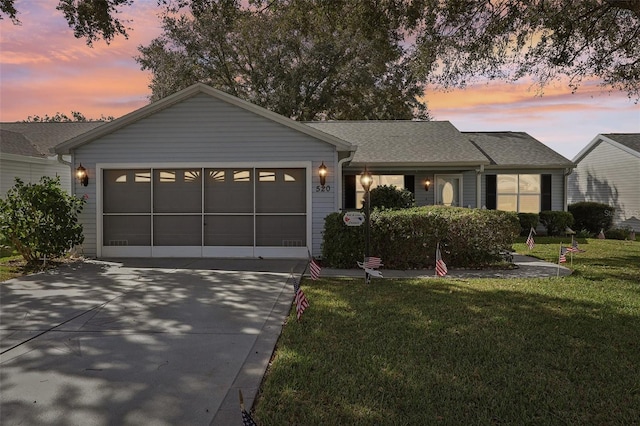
[306,121,489,166]
[55,83,354,154]
[573,133,640,163]
[464,132,573,168]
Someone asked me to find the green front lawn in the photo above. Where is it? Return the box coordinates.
[255,238,640,425]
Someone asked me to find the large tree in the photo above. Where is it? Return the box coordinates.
[2,0,639,99]
[411,0,640,99]
[136,0,429,120]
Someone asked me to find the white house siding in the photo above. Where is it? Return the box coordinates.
[1,155,71,198]
[72,93,339,257]
[568,141,640,231]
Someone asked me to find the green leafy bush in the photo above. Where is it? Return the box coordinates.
[0,177,85,262]
[568,202,615,235]
[517,213,539,236]
[539,211,574,236]
[322,207,520,269]
[604,227,634,240]
[369,185,414,210]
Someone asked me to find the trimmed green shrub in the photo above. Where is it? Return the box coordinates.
[604,227,634,240]
[517,213,539,236]
[369,185,415,210]
[0,177,85,262]
[568,202,615,235]
[539,211,574,236]
[321,206,520,269]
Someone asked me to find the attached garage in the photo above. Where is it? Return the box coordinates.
[55,84,354,259]
[100,165,310,257]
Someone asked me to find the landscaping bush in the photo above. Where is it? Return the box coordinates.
[568,202,615,235]
[369,185,414,210]
[0,177,85,262]
[517,213,539,236]
[322,206,520,269]
[539,211,574,236]
[604,227,634,240]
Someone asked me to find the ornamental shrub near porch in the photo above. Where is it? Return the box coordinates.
[321,206,519,269]
[0,177,85,263]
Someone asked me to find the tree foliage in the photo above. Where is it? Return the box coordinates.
[136,0,429,120]
[0,177,85,263]
[411,0,640,100]
[23,111,115,122]
[2,1,639,99]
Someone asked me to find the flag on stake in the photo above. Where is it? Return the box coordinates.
[293,277,309,320]
[435,243,448,277]
[239,390,258,426]
[357,256,383,280]
[598,229,606,239]
[567,238,585,253]
[309,257,321,280]
[559,246,568,264]
[526,227,536,250]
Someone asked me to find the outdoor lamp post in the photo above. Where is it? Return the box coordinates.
[360,166,373,284]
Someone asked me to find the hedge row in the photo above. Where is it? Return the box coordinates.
[321,206,520,269]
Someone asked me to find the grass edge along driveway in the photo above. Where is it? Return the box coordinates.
[255,238,640,425]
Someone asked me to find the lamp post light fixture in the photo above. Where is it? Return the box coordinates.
[76,164,89,187]
[318,162,328,187]
[424,177,431,191]
[360,166,373,284]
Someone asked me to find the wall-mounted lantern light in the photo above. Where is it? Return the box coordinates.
[424,178,431,192]
[76,164,89,187]
[319,162,328,186]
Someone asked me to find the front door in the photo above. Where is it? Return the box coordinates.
[436,175,463,207]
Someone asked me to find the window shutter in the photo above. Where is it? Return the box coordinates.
[486,175,496,209]
[404,175,415,195]
[541,174,552,211]
[344,175,356,209]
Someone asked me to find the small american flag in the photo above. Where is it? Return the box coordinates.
[364,256,382,269]
[239,390,258,426]
[526,228,535,250]
[309,257,321,280]
[559,246,568,263]
[435,244,448,277]
[567,239,585,253]
[293,278,309,320]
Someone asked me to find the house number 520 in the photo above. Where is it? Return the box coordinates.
[316,185,331,192]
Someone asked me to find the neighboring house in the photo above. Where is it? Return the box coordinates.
[0,122,104,197]
[53,83,573,259]
[568,133,640,232]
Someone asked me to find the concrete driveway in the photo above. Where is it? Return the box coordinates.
[0,258,306,425]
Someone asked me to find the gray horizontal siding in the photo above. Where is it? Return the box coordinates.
[73,93,339,257]
[1,158,71,198]
[568,141,640,230]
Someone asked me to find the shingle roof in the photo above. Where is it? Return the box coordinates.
[305,121,489,166]
[603,133,640,154]
[463,132,573,168]
[0,122,105,158]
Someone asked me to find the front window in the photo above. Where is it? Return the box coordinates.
[355,175,404,208]
[497,174,541,213]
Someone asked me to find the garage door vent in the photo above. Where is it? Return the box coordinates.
[282,239,303,247]
[108,240,129,246]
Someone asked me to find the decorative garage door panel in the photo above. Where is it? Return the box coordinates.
[101,167,308,257]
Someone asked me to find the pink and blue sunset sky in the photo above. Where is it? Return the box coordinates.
[1,0,638,160]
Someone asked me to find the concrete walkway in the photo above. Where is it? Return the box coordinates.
[316,253,572,279]
[0,254,569,426]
